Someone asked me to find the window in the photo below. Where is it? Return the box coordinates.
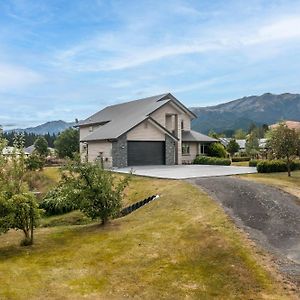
[198,144,208,155]
[182,143,190,155]
[181,120,184,130]
[89,126,93,132]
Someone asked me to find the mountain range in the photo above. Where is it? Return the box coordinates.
[191,93,300,134]
[4,93,300,136]
[6,120,75,135]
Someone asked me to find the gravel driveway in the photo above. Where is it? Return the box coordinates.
[191,176,300,284]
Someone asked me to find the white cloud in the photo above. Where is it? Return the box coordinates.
[0,63,42,91]
[53,13,300,73]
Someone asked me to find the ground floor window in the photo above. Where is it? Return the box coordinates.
[198,143,208,155]
[182,143,190,155]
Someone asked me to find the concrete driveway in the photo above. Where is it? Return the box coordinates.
[115,165,256,179]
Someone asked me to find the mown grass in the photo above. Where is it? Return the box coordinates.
[0,176,293,299]
[239,170,300,199]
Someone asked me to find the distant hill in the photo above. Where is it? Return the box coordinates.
[6,120,75,135]
[191,93,300,134]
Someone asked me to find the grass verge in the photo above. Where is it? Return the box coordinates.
[239,170,300,199]
[0,177,294,299]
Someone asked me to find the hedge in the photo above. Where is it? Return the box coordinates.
[194,156,231,166]
[257,160,300,173]
[249,159,259,167]
[232,157,250,162]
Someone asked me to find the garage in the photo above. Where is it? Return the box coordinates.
[127,141,165,166]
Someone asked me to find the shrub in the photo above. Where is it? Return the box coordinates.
[194,156,231,166]
[26,154,45,171]
[249,159,259,167]
[232,157,250,162]
[40,185,79,215]
[207,143,228,158]
[257,160,300,173]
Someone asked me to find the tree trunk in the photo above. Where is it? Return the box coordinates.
[287,157,291,177]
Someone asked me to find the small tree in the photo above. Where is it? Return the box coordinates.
[207,142,227,158]
[233,129,247,139]
[26,153,45,171]
[54,128,79,159]
[245,131,259,158]
[267,123,300,177]
[47,160,130,225]
[0,134,40,245]
[227,139,240,157]
[34,136,48,157]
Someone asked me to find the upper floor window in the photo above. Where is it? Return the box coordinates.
[182,143,190,155]
[181,120,184,130]
[89,126,93,132]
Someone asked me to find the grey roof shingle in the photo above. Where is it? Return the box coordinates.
[181,130,218,142]
[80,93,195,142]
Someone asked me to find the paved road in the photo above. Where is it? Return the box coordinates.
[191,176,300,284]
[116,165,256,179]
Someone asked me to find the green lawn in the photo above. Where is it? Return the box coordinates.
[239,170,300,199]
[0,175,294,299]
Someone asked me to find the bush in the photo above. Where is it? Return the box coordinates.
[207,143,228,158]
[26,154,45,171]
[40,186,79,215]
[249,159,259,167]
[194,156,231,166]
[232,157,250,162]
[257,160,300,173]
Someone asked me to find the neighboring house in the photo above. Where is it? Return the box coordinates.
[2,146,30,157]
[220,138,267,153]
[24,145,55,156]
[77,93,217,168]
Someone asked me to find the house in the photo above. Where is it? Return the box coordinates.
[2,146,30,157]
[77,93,218,168]
[220,138,267,153]
[24,145,56,156]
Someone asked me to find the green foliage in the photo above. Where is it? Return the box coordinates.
[208,130,225,139]
[245,131,259,158]
[45,161,130,224]
[54,128,79,159]
[233,129,247,139]
[249,159,259,167]
[3,131,57,148]
[26,153,45,171]
[256,160,300,173]
[193,156,231,166]
[231,157,250,162]
[34,136,48,157]
[0,133,40,245]
[207,142,227,158]
[9,193,40,245]
[227,139,240,156]
[267,123,300,176]
[41,185,79,215]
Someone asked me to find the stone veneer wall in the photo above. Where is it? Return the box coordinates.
[165,135,176,165]
[112,134,127,168]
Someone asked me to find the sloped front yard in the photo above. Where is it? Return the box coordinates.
[0,176,294,299]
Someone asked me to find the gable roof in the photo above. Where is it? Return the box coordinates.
[182,130,218,142]
[79,93,196,142]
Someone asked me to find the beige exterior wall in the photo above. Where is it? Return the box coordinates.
[87,141,112,168]
[181,142,199,164]
[127,120,165,141]
[150,102,182,128]
[181,114,191,131]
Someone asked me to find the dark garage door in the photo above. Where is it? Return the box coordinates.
[127,141,165,166]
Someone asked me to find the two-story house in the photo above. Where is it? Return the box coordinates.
[78,93,217,168]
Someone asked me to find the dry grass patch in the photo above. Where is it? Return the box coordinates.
[0,177,294,299]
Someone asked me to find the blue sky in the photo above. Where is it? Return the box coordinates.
[1,0,300,129]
